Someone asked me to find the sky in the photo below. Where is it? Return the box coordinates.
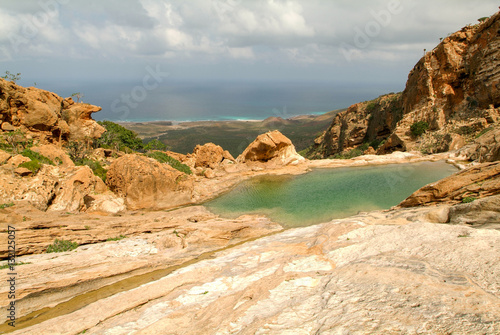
[0,0,498,120]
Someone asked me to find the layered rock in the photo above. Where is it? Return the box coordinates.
[237,130,305,165]
[106,154,194,210]
[399,161,500,207]
[312,11,500,158]
[0,78,104,143]
[458,126,500,162]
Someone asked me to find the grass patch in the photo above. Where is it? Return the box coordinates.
[21,149,54,165]
[0,202,14,209]
[462,197,476,204]
[106,235,127,242]
[46,239,79,253]
[18,160,42,173]
[146,151,192,175]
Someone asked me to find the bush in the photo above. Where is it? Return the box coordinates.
[144,139,167,151]
[0,203,14,209]
[96,121,143,151]
[462,197,476,204]
[410,121,429,137]
[21,149,54,165]
[146,151,192,175]
[46,239,79,253]
[19,160,42,173]
[366,102,377,111]
[106,235,126,241]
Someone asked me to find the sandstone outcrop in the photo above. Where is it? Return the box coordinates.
[311,11,500,158]
[0,78,105,143]
[10,204,499,334]
[31,144,75,167]
[106,154,194,210]
[237,130,305,165]
[458,126,500,162]
[192,143,234,169]
[399,161,500,207]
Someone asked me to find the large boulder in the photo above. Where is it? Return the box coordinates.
[106,154,194,210]
[459,126,500,163]
[193,143,234,169]
[31,144,74,167]
[399,161,500,207]
[237,130,305,165]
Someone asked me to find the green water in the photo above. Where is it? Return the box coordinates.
[206,161,458,227]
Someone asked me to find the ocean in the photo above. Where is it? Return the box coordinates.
[48,80,400,122]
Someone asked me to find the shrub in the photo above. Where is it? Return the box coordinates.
[21,149,54,165]
[456,125,475,136]
[46,239,79,253]
[76,158,107,182]
[96,121,143,151]
[410,121,429,137]
[18,160,42,173]
[106,235,126,241]
[0,203,14,209]
[144,139,167,151]
[462,197,476,204]
[476,127,493,138]
[146,151,192,175]
[366,102,377,111]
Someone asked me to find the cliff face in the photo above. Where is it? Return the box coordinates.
[312,11,500,158]
[0,78,105,143]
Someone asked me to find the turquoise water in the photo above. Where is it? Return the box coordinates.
[206,161,458,228]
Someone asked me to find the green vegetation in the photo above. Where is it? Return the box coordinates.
[46,239,79,253]
[1,71,21,83]
[77,158,107,182]
[0,129,33,154]
[0,262,30,270]
[96,121,144,151]
[462,196,477,204]
[366,102,378,111]
[478,17,489,23]
[21,149,54,165]
[456,125,475,136]
[410,121,429,137]
[458,232,470,238]
[144,139,167,151]
[476,127,493,138]
[146,151,192,175]
[0,203,14,209]
[18,160,42,173]
[71,92,84,103]
[106,235,127,241]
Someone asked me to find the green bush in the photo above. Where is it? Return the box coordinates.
[462,197,476,204]
[18,160,42,173]
[21,149,54,165]
[366,102,377,111]
[46,239,79,253]
[410,121,429,137]
[106,235,126,241]
[0,203,14,209]
[96,121,143,151]
[144,139,167,151]
[146,151,192,175]
[76,158,107,182]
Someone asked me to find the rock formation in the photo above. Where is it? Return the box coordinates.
[106,154,194,210]
[311,11,500,158]
[0,78,104,143]
[458,125,500,162]
[237,130,305,165]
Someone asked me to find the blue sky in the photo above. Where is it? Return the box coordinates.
[0,1,498,120]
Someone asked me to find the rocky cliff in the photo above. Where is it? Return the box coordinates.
[311,10,500,158]
[0,78,105,142]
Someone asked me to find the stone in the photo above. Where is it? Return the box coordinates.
[106,154,194,210]
[0,122,15,131]
[193,143,225,169]
[14,167,32,177]
[237,130,305,165]
[399,161,500,207]
[460,126,500,162]
[0,150,11,164]
[6,154,30,167]
[448,194,500,228]
[31,144,75,167]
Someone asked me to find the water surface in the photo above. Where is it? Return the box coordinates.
[206,161,457,228]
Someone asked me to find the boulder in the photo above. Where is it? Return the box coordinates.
[106,154,194,210]
[31,144,74,167]
[399,161,500,207]
[193,143,225,169]
[14,167,33,177]
[448,194,500,228]
[237,130,305,165]
[0,150,11,164]
[5,154,30,168]
[459,126,500,162]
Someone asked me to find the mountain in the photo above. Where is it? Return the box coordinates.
[309,10,500,158]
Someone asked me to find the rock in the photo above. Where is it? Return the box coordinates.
[6,154,30,167]
[399,161,500,207]
[203,168,215,179]
[448,194,500,228]
[193,143,225,169]
[31,144,74,167]
[0,78,104,143]
[459,126,500,162]
[364,146,376,155]
[48,165,108,212]
[237,130,305,165]
[87,194,126,214]
[106,154,194,210]
[14,167,32,177]
[0,150,11,164]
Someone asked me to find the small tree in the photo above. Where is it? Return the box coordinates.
[144,139,167,152]
[1,71,21,84]
[71,92,84,103]
[410,121,429,137]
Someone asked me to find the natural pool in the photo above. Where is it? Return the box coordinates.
[206,161,458,228]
